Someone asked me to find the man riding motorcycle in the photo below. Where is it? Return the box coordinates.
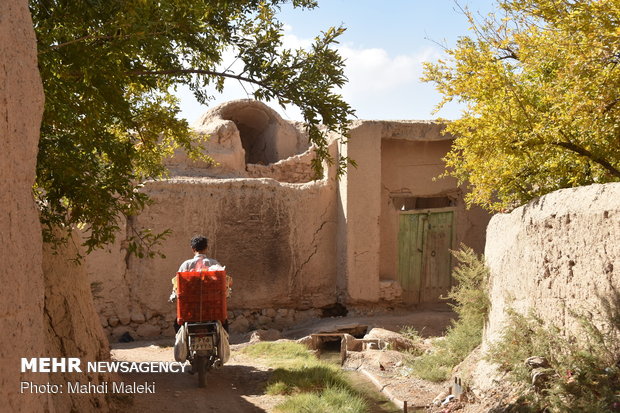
[169,235,231,387]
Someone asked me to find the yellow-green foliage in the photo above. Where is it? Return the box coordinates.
[241,342,369,413]
[447,246,490,327]
[410,245,490,382]
[487,294,620,412]
[424,0,620,212]
[410,314,485,382]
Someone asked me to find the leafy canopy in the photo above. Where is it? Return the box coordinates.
[31,0,354,252]
[424,0,620,212]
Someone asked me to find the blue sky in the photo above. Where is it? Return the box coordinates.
[176,0,498,124]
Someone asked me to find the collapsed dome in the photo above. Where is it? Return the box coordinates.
[216,100,295,165]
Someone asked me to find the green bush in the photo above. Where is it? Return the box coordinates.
[487,293,620,413]
[409,245,490,382]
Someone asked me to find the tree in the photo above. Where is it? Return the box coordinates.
[31,0,354,253]
[423,0,620,212]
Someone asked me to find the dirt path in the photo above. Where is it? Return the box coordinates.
[111,341,284,412]
[280,308,455,340]
[109,310,454,412]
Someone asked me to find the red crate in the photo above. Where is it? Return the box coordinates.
[176,270,227,324]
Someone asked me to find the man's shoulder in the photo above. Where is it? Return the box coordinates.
[178,258,196,272]
[178,256,221,272]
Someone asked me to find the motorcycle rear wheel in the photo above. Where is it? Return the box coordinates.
[196,356,208,387]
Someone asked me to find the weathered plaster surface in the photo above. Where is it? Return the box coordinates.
[484,183,620,342]
[0,1,49,411]
[338,122,383,302]
[470,183,620,393]
[88,175,339,338]
[43,236,113,413]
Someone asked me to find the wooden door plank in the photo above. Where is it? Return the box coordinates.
[420,211,454,303]
[398,213,424,304]
[398,214,412,302]
[411,214,424,304]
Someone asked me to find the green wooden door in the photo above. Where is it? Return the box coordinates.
[398,213,425,304]
[398,210,454,304]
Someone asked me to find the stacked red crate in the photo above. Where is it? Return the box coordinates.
[176,270,227,324]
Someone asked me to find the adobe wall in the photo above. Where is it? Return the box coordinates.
[379,138,489,282]
[246,150,316,183]
[87,175,339,338]
[86,106,491,337]
[484,182,620,342]
[165,100,311,180]
[338,122,383,303]
[0,2,49,411]
[43,236,113,413]
[340,121,490,304]
[86,100,343,339]
[470,183,620,392]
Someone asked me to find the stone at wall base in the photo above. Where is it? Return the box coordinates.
[136,324,161,338]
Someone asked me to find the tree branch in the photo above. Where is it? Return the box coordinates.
[40,30,171,55]
[603,97,620,113]
[496,48,519,61]
[553,140,620,178]
[127,68,276,94]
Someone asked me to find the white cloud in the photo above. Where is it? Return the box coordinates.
[281,27,313,50]
[175,27,455,123]
[336,45,444,119]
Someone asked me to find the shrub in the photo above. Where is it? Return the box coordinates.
[409,245,490,382]
[398,326,424,357]
[487,291,620,413]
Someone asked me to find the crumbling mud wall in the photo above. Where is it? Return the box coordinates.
[165,100,311,179]
[86,102,492,338]
[86,101,340,340]
[246,149,316,183]
[338,120,491,304]
[88,176,339,339]
[484,183,620,342]
[0,2,49,411]
[43,237,113,413]
[469,183,620,391]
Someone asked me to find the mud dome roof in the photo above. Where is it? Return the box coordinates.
[194,100,308,166]
[194,99,286,130]
[164,99,315,181]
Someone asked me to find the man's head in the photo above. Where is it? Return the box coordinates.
[190,235,208,253]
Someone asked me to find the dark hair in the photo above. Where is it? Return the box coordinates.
[190,235,208,252]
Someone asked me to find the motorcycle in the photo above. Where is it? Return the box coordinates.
[183,321,227,387]
[173,267,231,387]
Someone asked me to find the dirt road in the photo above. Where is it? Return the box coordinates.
[111,341,283,412]
[109,310,454,412]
